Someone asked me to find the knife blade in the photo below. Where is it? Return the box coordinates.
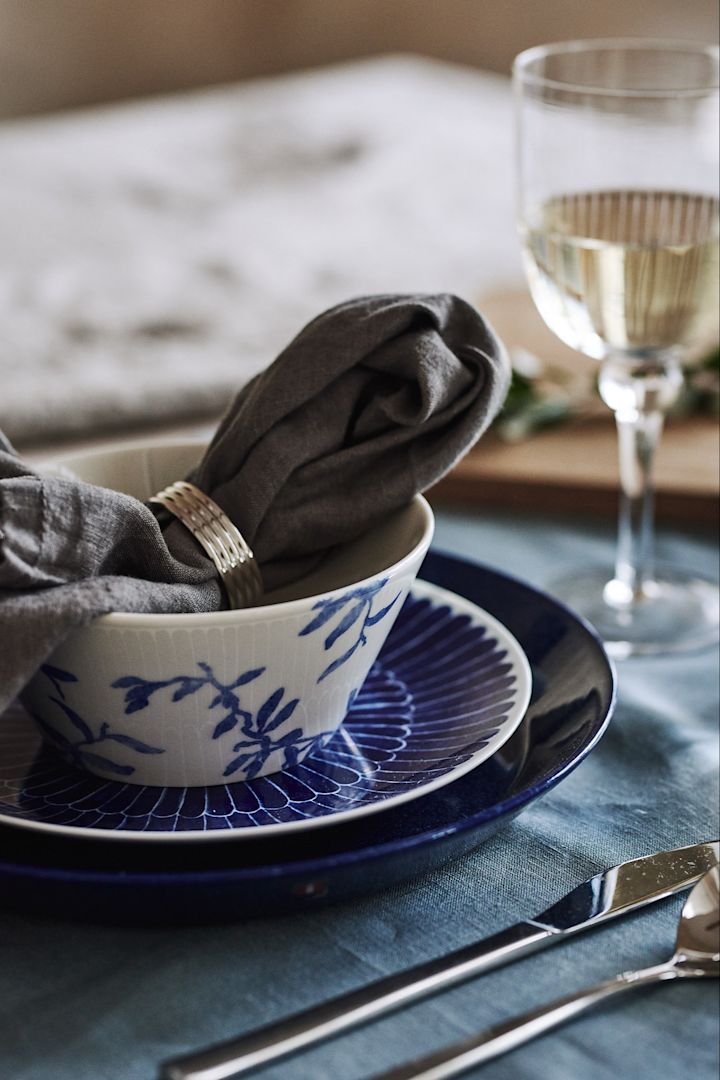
[159,840,719,1080]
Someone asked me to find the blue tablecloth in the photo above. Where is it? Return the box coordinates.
[2,505,718,1080]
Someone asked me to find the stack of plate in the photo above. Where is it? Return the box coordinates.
[0,551,615,924]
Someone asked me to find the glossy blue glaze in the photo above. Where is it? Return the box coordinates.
[0,551,615,924]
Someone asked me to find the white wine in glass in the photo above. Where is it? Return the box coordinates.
[514,41,719,657]
[523,190,719,358]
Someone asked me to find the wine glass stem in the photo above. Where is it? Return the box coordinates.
[613,409,663,601]
[599,355,683,607]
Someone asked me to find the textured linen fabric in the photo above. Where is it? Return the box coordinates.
[0,509,717,1080]
[0,293,509,713]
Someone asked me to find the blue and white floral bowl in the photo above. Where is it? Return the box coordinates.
[23,441,434,788]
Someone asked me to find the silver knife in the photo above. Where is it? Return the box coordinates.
[159,840,719,1080]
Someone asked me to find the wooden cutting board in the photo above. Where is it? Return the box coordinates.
[430,290,719,525]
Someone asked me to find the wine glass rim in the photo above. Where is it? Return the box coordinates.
[513,38,720,97]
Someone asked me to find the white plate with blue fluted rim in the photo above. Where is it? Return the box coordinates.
[0,581,532,842]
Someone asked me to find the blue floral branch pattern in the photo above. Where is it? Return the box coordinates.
[298,579,400,682]
[41,663,78,701]
[37,665,165,777]
[221,687,316,779]
[112,661,265,739]
[112,662,327,779]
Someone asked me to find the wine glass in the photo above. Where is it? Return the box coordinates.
[512,39,719,658]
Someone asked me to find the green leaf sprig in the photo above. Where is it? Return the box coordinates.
[493,343,719,442]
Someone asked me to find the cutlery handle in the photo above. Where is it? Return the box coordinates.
[373,961,678,1080]
[159,921,552,1080]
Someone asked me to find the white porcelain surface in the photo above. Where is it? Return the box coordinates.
[24,441,434,787]
[2,580,533,842]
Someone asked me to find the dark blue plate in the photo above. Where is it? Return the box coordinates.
[0,551,615,924]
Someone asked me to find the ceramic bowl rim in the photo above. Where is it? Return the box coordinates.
[91,494,434,629]
[39,437,434,629]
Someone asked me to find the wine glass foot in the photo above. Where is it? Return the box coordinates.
[547,564,720,659]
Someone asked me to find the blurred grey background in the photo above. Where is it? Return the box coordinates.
[1,0,718,119]
[1,0,718,452]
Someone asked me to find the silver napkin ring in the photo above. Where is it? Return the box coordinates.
[149,481,263,609]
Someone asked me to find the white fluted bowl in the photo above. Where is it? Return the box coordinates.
[22,441,434,787]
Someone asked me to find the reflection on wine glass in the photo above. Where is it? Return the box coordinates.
[513,39,719,658]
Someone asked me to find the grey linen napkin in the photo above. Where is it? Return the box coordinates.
[0,293,509,712]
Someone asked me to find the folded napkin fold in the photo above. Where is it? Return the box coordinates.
[0,293,509,712]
